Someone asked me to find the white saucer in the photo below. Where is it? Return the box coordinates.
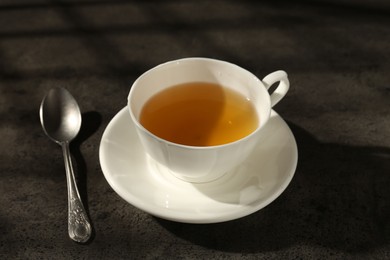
[99,107,298,224]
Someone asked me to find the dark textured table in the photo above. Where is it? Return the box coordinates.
[1,0,389,259]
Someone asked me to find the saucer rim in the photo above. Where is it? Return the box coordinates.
[99,107,298,223]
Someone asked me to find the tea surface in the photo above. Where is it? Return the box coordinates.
[139,82,259,146]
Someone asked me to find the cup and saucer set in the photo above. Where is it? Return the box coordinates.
[99,58,298,224]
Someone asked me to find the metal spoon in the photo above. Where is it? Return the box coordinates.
[39,87,92,243]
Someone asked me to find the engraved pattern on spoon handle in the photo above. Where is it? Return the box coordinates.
[62,142,92,243]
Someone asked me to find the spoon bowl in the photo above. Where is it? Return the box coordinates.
[40,87,92,243]
[40,87,81,143]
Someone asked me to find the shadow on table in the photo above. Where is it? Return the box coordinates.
[156,122,390,253]
[69,111,102,243]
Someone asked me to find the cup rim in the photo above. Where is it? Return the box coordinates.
[127,57,272,150]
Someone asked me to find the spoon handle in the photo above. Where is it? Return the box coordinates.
[62,142,92,243]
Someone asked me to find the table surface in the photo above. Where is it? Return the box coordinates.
[1,0,389,259]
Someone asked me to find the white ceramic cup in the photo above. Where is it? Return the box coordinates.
[128,57,289,183]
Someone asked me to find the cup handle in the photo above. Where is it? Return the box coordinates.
[262,70,290,107]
